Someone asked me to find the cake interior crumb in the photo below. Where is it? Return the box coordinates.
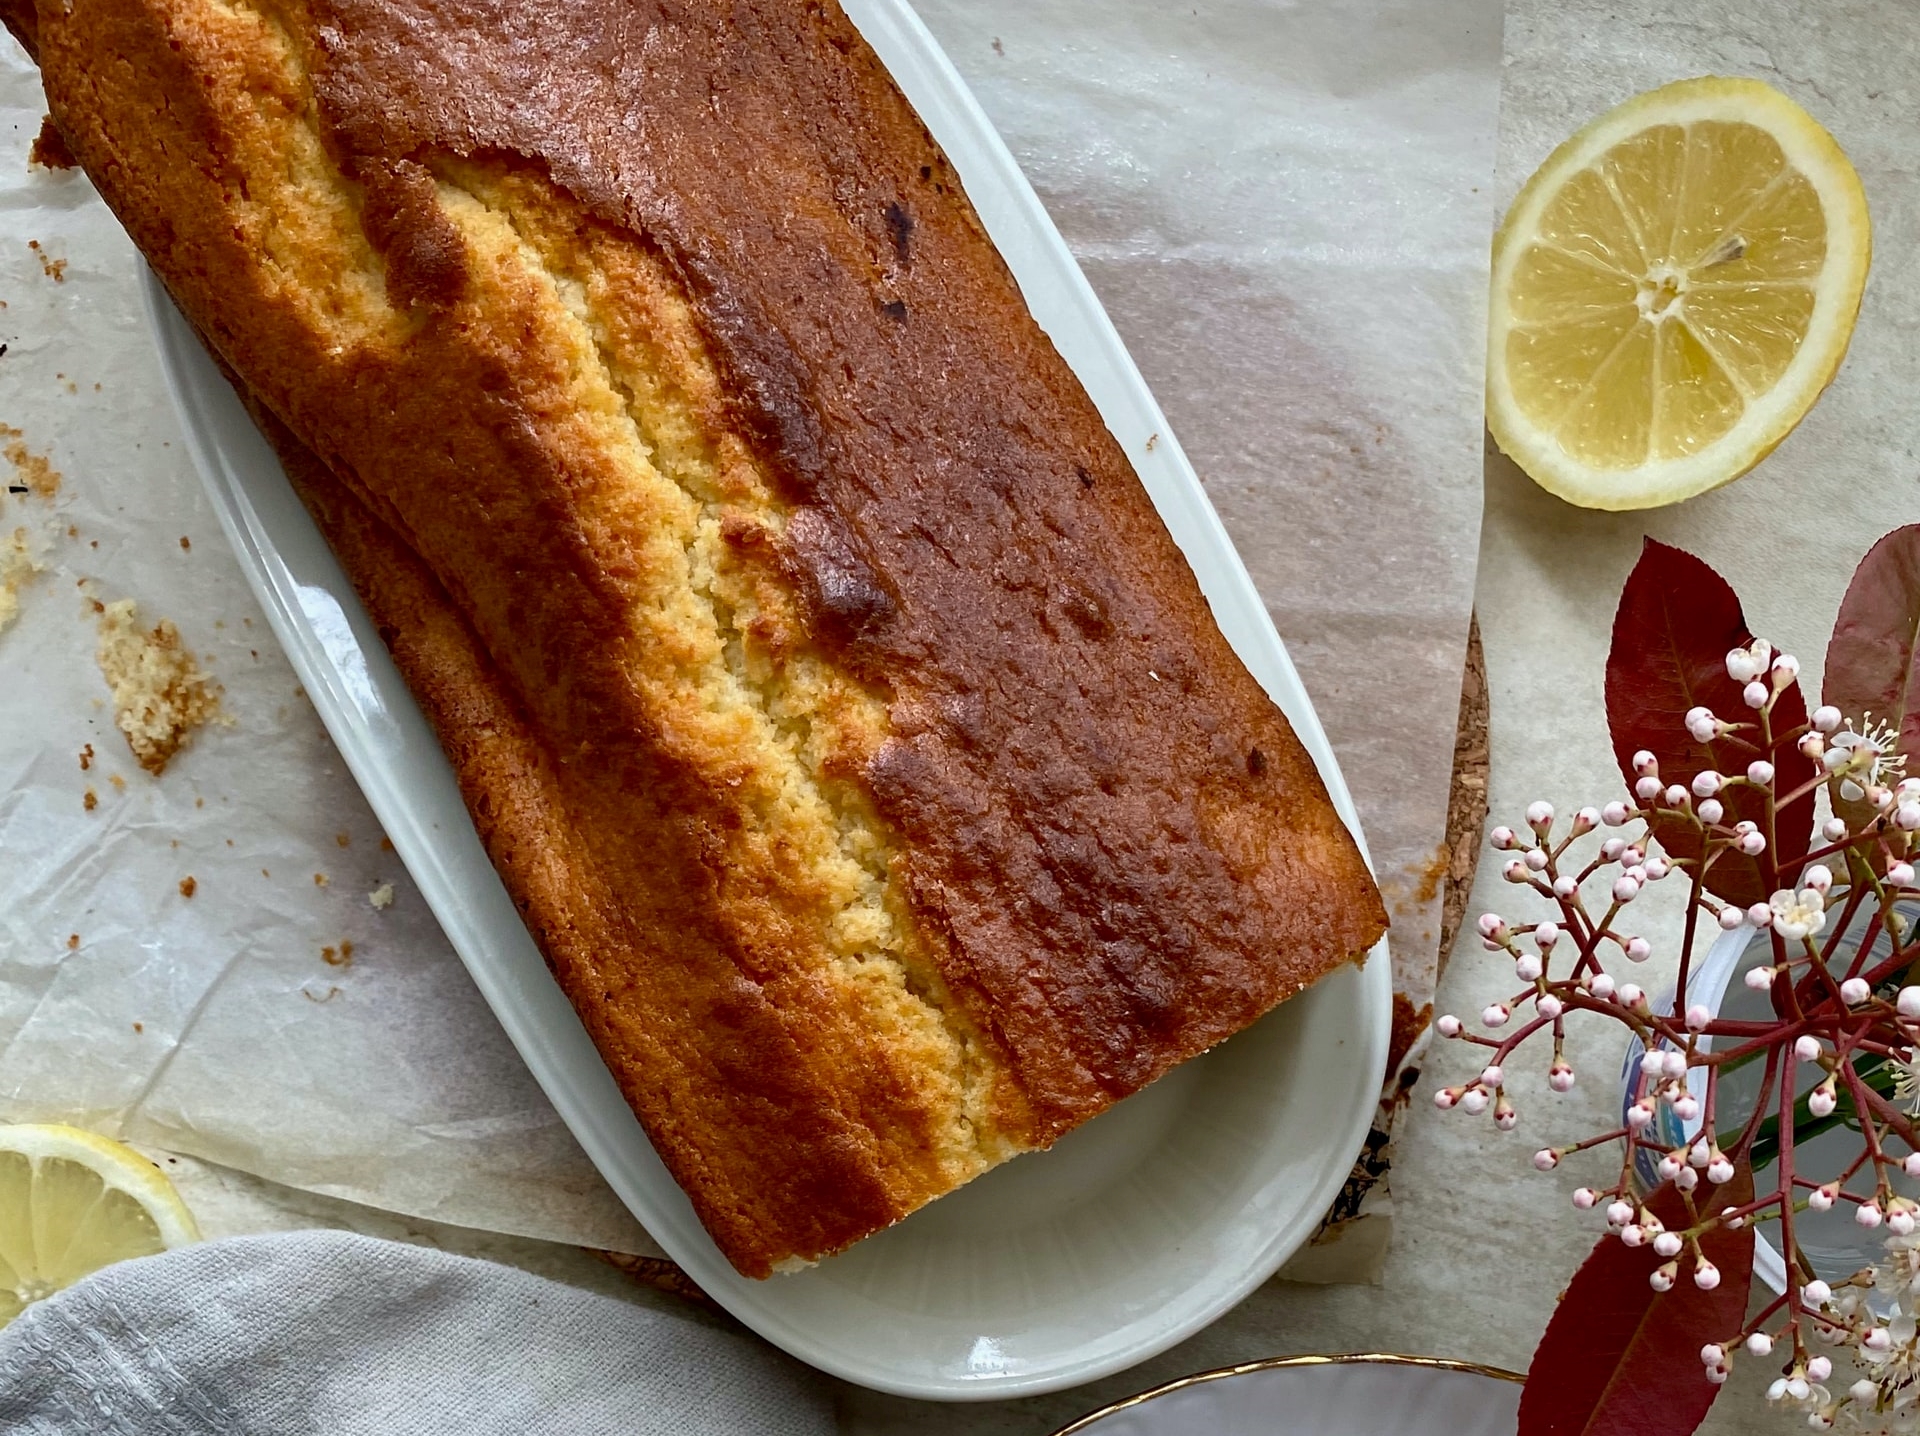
[94,596,229,774]
[369,881,395,910]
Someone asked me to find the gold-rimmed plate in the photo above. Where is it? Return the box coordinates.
[1054,1354,1524,1435]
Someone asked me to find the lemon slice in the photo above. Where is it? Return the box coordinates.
[0,1124,199,1326]
[1488,77,1870,510]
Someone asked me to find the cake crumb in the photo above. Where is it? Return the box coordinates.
[27,240,66,283]
[335,832,350,848]
[109,773,126,791]
[132,1021,144,1034]
[66,933,78,950]
[27,117,76,171]
[82,787,96,811]
[78,743,93,770]
[178,875,197,899]
[313,872,328,887]
[94,596,229,774]
[321,940,354,968]
[369,882,395,911]
[0,525,44,634]
[178,535,190,551]
[380,837,394,852]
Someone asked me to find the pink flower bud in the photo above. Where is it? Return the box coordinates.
[1431,1086,1458,1110]
[1459,1087,1489,1116]
[1662,1051,1688,1080]
[1857,1201,1884,1229]
[1620,1223,1644,1247]
[1698,797,1725,825]
[1482,1004,1510,1029]
[1570,1187,1597,1209]
[1436,1014,1462,1037]
[1773,653,1801,682]
[1642,857,1670,881]
[1664,784,1689,807]
[1743,966,1774,995]
[1743,680,1768,709]
[1657,1154,1683,1182]
[1748,902,1774,928]
[1726,649,1759,683]
[1809,1184,1836,1211]
[1799,732,1826,760]
[1814,705,1843,733]
[1601,837,1627,861]
[1708,1157,1734,1184]
[1524,847,1549,871]
[1899,987,1920,1019]
[1802,1280,1832,1307]
[1573,807,1600,833]
[1548,1063,1576,1093]
[1626,1100,1655,1130]
[1747,1332,1774,1357]
[1654,1231,1683,1258]
[1866,1327,1892,1353]
[1613,875,1641,903]
[1692,770,1723,797]
[1527,800,1554,829]
[1641,1050,1666,1078]
[1892,1209,1916,1237]
[1795,1035,1823,1062]
[1738,832,1767,856]
[1705,1365,1728,1385]
[1809,1083,1837,1119]
[1602,801,1631,827]
[1502,859,1528,883]
[1823,817,1849,842]
[1476,912,1508,939]
[1514,954,1543,982]
[1480,1065,1504,1088]
[1842,978,1870,1005]
[1626,936,1652,961]
[1635,775,1661,801]
[1906,1153,1920,1180]
[1686,1004,1711,1030]
[1606,1200,1633,1226]
[1808,1356,1831,1382]
[1649,1262,1677,1292]
[1619,983,1646,1009]
[1718,906,1745,932]
[1536,994,1564,1020]
[1693,1259,1720,1291]
[1552,874,1578,898]
[1805,865,1833,894]
[1672,1095,1699,1123]
[1892,862,1917,887]
[1700,1343,1725,1367]
[1533,1148,1559,1172]
[1490,825,1517,850]
[1534,921,1560,948]
[1493,1107,1518,1133]
[1633,749,1659,775]
[1747,760,1775,784]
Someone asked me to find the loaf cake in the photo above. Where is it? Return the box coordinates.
[7,0,1388,1277]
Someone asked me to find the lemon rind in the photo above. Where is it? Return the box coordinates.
[0,1123,201,1249]
[1487,77,1872,511]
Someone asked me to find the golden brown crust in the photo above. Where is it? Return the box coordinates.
[23,0,1388,1276]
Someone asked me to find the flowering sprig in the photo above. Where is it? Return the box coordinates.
[1462,533,1920,1436]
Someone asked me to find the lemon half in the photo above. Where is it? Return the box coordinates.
[1488,77,1870,510]
[0,1123,199,1326]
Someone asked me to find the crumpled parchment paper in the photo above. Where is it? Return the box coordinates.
[0,0,1499,1269]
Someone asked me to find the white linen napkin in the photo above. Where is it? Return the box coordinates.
[0,1232,834,1435]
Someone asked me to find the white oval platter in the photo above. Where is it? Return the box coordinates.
[140,0,1393,1402]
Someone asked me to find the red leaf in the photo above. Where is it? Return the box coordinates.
[1825,526,1920,828]
[1519,1164,1755,1436]
[1606,539,1814,907]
